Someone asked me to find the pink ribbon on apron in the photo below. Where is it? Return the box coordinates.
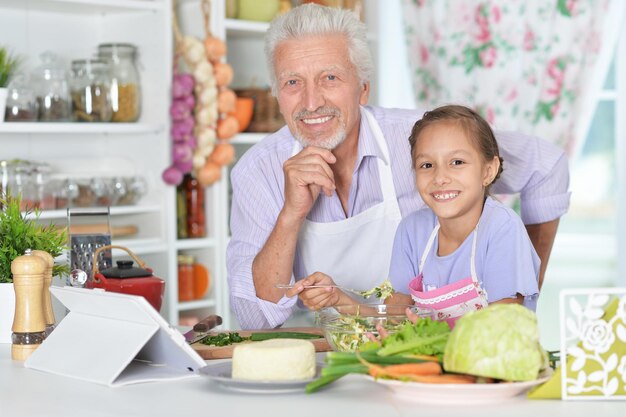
[408,223,488,328]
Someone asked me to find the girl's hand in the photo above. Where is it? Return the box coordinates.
[366,306,418,343]
[406,307,423,324]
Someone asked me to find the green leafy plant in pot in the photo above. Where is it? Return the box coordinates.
[0,194,69,342]
[0,46,21,123]
[0,46,20,88]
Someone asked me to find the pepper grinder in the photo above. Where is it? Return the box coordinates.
[31,250,56,337]
[11,249,47,361]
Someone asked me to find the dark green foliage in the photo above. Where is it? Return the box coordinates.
[0,195,68,283]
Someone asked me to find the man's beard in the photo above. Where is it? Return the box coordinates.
[292,107,347,150]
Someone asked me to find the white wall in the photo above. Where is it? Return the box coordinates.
[376,0,416,109]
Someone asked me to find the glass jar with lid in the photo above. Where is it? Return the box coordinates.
[32,163,54,210]
[183,174,206,238]
[69,59,113,122]
[1,160,11,203]
[32,51,71,122]
[4,75,39,122]
[9,161,37,210]
[177,254,195,302]
[97,43,141,122]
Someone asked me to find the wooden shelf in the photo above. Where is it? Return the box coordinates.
[175,237,217,250]
[28,204,162,220]
[176,298,217,311]
[0,123,164,135]
[0,0,165,14]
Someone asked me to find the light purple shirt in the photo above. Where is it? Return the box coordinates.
[389,197,540,310]
[227,105,570,329]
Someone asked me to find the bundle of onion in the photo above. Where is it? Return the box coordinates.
[162,66,196,186]
[163,0,236,186]
[195,0,237,187]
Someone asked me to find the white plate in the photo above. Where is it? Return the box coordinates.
[199,362,321,394]
[366,368,553,405]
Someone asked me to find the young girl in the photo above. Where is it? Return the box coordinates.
[387,105,540,327]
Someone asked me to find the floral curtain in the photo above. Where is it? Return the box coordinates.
[402,0,618,152]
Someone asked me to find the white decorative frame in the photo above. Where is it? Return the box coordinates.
[560,288,626,400]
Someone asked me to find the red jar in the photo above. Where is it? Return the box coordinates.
[177,254,194,302]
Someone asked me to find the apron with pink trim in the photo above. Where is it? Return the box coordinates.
[408,223,488,328]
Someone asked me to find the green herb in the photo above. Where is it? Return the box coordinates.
[547,350,560,370]
[198,331,322,346]
[199,332,246,346]
[0,194,69,283]
[0,46,21,88]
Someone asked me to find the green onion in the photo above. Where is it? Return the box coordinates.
[248,332,322,341]
[321,364,368,377]
[305,374,344,394]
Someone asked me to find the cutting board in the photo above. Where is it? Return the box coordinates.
[191,327,331,360]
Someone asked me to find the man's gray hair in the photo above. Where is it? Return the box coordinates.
[264,3,373,96]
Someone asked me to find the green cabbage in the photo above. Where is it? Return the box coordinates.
[443,304,545,381]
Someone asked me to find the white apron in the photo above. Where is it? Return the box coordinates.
[294,108,402,297]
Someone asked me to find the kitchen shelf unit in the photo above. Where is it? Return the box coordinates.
[0,0,230,327]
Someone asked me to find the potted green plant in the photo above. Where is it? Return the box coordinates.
[0,46,20,122]
[0,194,68,342]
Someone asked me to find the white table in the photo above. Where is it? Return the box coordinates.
[0,345,623,417]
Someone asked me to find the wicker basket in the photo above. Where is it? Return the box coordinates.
[234,88,285,133]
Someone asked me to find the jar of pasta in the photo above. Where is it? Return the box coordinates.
[32,51,71,122]
[97,43,141,122]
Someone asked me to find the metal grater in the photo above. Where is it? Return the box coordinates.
[67,207,113,286]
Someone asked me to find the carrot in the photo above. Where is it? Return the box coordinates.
[367,363,392,379]
[401,373,478,384]
[355,352,467,383]
[377,361,442,376]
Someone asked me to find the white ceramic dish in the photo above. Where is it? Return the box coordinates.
[365,368,553,405]
[199,361,321,394]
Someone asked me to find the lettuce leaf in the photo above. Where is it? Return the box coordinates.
[377,317,450,358]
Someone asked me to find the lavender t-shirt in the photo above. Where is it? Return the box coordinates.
[388,197,540,310]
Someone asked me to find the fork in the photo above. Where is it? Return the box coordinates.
[274,283,367,298]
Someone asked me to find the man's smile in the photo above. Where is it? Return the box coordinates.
[301,115,333,125]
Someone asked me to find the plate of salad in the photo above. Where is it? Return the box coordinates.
[307,304,554,404]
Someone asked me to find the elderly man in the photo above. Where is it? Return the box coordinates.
[227,4,569,329]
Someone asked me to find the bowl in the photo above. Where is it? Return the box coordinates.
[316,304,433,352]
